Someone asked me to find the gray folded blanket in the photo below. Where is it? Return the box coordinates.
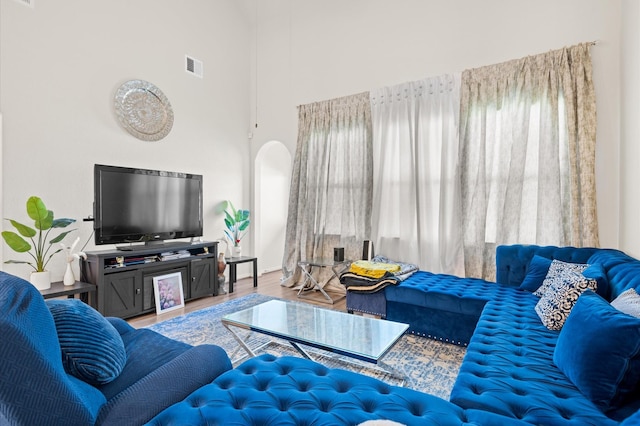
[339,255,419,293]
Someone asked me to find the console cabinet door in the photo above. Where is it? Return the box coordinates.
[190,258,215,299]
[103,270,142,318]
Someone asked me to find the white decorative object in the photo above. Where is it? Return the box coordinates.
[114,79,174,141]
[30,271,51,290]
[232,246,242,258]
[60,237,87,286]
[63,263,75,286]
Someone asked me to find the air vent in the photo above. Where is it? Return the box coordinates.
[13,0,34,7]
[185,55,203,78]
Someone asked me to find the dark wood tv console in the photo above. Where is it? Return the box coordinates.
[80,241,218,319]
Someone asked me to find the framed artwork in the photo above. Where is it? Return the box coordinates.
[153,272,185,315]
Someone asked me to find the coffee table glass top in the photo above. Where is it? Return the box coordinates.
[222,300,409,363]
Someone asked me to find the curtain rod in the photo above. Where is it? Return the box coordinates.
[297,41,600,109]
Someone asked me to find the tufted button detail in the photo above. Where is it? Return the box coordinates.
[361,399,378,413]
[279,365,292,375]
[297,381,310,392]
[558,408,575,420]
[231,396,247,410]
[335,381,350,393]
[470,385,483,395]
[319,398,333,413]
[242,366,256,375]
[513,388,527,396]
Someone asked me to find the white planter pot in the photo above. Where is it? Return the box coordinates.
[30,271,51,290]
[232,246,242,258]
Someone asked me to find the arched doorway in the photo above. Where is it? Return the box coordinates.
[254,140,291,275]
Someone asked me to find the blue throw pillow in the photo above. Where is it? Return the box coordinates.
[519,255,552,292]
[46,299,127,386]
[554,290,640,411]
[582,263,610,299]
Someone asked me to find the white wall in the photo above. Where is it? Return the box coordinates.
[0,0,252,281]
[621,0,640,257]
[250,0,623,252]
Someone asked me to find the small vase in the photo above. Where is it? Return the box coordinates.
[217,252,227,274]
[232,246,242,258]
[217,252,228,294]
[63,263,75,286]
[30,271,51,290]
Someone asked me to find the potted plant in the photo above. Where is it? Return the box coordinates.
[2,196,76,290]
[223,200,250,258]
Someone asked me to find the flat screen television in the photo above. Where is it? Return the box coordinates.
[94,164,203,248]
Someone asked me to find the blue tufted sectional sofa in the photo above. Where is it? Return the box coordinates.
[4,245,640,425]
[378,244,640,425]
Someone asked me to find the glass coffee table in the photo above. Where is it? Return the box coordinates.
[221,299,409,382]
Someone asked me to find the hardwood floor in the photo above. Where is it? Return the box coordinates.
[127,270,348,328]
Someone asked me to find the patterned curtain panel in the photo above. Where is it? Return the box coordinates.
[281,92,373,289]
[370,74,465,275]
[459,43,599,280]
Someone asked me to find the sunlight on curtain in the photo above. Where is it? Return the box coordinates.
[370,75,464,275]
[281,92,373,289]
[459,43,599,280]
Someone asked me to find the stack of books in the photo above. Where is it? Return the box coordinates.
[159,250,191,261]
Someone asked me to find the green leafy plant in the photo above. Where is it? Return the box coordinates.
[2,196,76,272]
[223,200,250,247]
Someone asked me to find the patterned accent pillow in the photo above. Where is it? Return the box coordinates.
[535,270,597,330]
[533,259,589,297]
[611,288,640,318]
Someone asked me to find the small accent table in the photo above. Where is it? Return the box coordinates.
[225,256,258,293]
[40,281,97,308]
[297,258,349,304]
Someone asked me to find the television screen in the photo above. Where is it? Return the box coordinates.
[94,164,203,246]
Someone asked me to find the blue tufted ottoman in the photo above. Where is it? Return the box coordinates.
[146,354,528,426]
[384,271,517,346]
[347,290,387,317]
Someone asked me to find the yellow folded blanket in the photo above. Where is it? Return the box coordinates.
[349,260,401,279]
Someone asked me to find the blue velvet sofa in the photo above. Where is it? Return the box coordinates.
[372,244,640,425]
[0,271,232,425]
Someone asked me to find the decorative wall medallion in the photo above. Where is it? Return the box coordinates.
[114,80,174,141]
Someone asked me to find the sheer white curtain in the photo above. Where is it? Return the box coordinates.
[370,75,464,275]
[459,43,599,280]
[281,92,373,289]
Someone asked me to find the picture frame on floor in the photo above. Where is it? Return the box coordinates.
[153,272,184,315]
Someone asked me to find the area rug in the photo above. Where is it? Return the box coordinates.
[146,293,466,399]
